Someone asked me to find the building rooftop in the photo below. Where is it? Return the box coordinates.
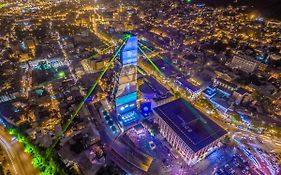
[146,76,169,96]
[216,84,233,95]
[176,77,201,93]
[235,87,250,95]
[210,95,232,110]
[140,76,173,102]
[139,83,155,95]
[154,98,227,153]
[153,59,178,77]
[203,86,216,97]
[215,78,238,89]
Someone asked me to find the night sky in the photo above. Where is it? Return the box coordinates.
[193,0,281,19]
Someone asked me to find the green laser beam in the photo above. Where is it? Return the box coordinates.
[123,33,133,40]
[138,41,181,72]
[47,38,128,155]
[87,45,113,60]
[0,3,6,8]
[138,41,162,58]
[137,67,146,76]
[138,46,164,76]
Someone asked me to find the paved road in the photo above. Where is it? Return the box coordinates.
[0,127,38,175]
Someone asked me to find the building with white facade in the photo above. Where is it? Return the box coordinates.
[154,98,227,165]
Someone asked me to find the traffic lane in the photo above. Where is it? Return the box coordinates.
[0,136,19,175]
[12,141,39,175]
[0,127,38,175]
[233,135,273,175]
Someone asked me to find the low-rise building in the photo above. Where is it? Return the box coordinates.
[227,54,258,73]
[209,95,232,114]
[203,86,232,114]
[213,78,237,94]
[232,87,252,105]
[175,77,202,99]
[154,98,227,165]
[139,76,174,107]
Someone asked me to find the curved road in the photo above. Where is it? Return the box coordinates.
[0,127,38,175]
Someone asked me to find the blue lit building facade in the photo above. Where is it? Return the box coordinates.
[114,35,139,127]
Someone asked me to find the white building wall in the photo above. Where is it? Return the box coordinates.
[154,112,224,166]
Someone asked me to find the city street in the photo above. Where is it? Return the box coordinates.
[0,127,38,175]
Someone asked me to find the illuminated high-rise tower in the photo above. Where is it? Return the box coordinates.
[114,34,139,127]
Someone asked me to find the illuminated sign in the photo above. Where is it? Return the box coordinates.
[116,101,136,114]
[116,92,137,106]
